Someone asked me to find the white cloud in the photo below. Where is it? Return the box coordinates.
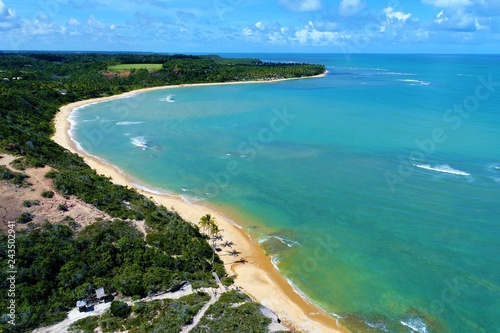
[432,6,478,31]
[422,0,472,8]
[21,19,55,35]
[255,21,263,30]
[423,0,499,32]
[68,18,80,27]
[473,0,500,15]
[435,10,448,23]
[414,28,430,41]
[242,27,253,36]
[339,0,364,16]
[384,7,412,22]
[87,15,106,29]
[0,0,20,30]
[279,0,322,12]
[268,31,287,44]
[294,21,348,45]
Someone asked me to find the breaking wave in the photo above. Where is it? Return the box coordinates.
[398,79,431,86]
[116,121,144,126]
[131,136,149,150]
[414,164,470,176]
[400,317,429,333]
[160,94,175,102]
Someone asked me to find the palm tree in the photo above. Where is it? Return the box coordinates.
[199,214,215,236]
[209,221,222,249]
[210,218,223,264]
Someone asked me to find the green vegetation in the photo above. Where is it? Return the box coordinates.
[41,190,54,198]
[160,55,325,84]
[69,292,211,333]
[192,291,275,333]
[109,300,132,318]
[0,165,30,186]
[108,63,163,71]
[68,316,100,333]
[16,212,33,223]
[0,220,217,332]
[22,199,40,207]
[62,215,79,229]
[58,203,68,211]
[113,292,210,332]
[0,52,324,332]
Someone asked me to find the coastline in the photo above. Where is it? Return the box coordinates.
[52,76,347,333]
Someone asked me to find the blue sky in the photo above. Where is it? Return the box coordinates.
[1,0,499,53]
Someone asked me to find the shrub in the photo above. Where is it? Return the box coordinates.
[222,276,234,286]
[62,216,79,229]
[41,190,54,198]
[110,301,131,319]
[0,165,30,186]
[16,212,33,223]
[191,291,270,333]
[68,316,100,333]
[10,158,26,170]
[22,199,40,207]
[45,170,58,178]
[58,204,68,211]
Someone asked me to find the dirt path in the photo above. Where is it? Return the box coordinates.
[33,283,200,333]
[181,289,221,333]
[33,302,111,333]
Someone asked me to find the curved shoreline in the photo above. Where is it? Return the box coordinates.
[52,76,347,333]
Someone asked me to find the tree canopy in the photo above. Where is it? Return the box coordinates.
[0,52,322,332]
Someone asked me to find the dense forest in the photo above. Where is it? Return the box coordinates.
[0,52,324,332]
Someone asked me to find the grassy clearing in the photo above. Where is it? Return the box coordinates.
[108,63,163,71]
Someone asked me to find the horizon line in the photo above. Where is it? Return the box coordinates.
[1,50,499,56]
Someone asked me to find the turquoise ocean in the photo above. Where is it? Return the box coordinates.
[71,54,500,333]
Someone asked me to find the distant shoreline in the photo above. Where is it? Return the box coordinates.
[52,73,348,333]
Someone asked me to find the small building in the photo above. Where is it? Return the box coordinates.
[76,299,87,312]
[58,89,67,95]
[96,287,107,301]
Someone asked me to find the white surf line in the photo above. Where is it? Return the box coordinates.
[414,164,471,176]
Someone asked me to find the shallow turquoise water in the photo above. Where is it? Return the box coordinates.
[72,54,500,333]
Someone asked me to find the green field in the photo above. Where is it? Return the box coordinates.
[108,63,163,71]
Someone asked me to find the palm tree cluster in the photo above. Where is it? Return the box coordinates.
[199,214,223,263]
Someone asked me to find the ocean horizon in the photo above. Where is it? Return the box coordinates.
[70,54,500,333]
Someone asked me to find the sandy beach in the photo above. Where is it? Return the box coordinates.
[52,76,347,333]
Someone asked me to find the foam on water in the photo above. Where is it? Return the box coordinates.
[66,112,128,176]
[366,321,389,332]
[414,164,471,176]
[130,136,149,150]
[160,94,175,102]
[400,317,429,333]
[486,163,500,172]
[70,54,500,333]
[132,183,164,195]
[271,255,280,270]
[386,72,416,76]
[116,121,145,125]
[259,235,301,248]
[398,79,431,86]
[82,118,100,122]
